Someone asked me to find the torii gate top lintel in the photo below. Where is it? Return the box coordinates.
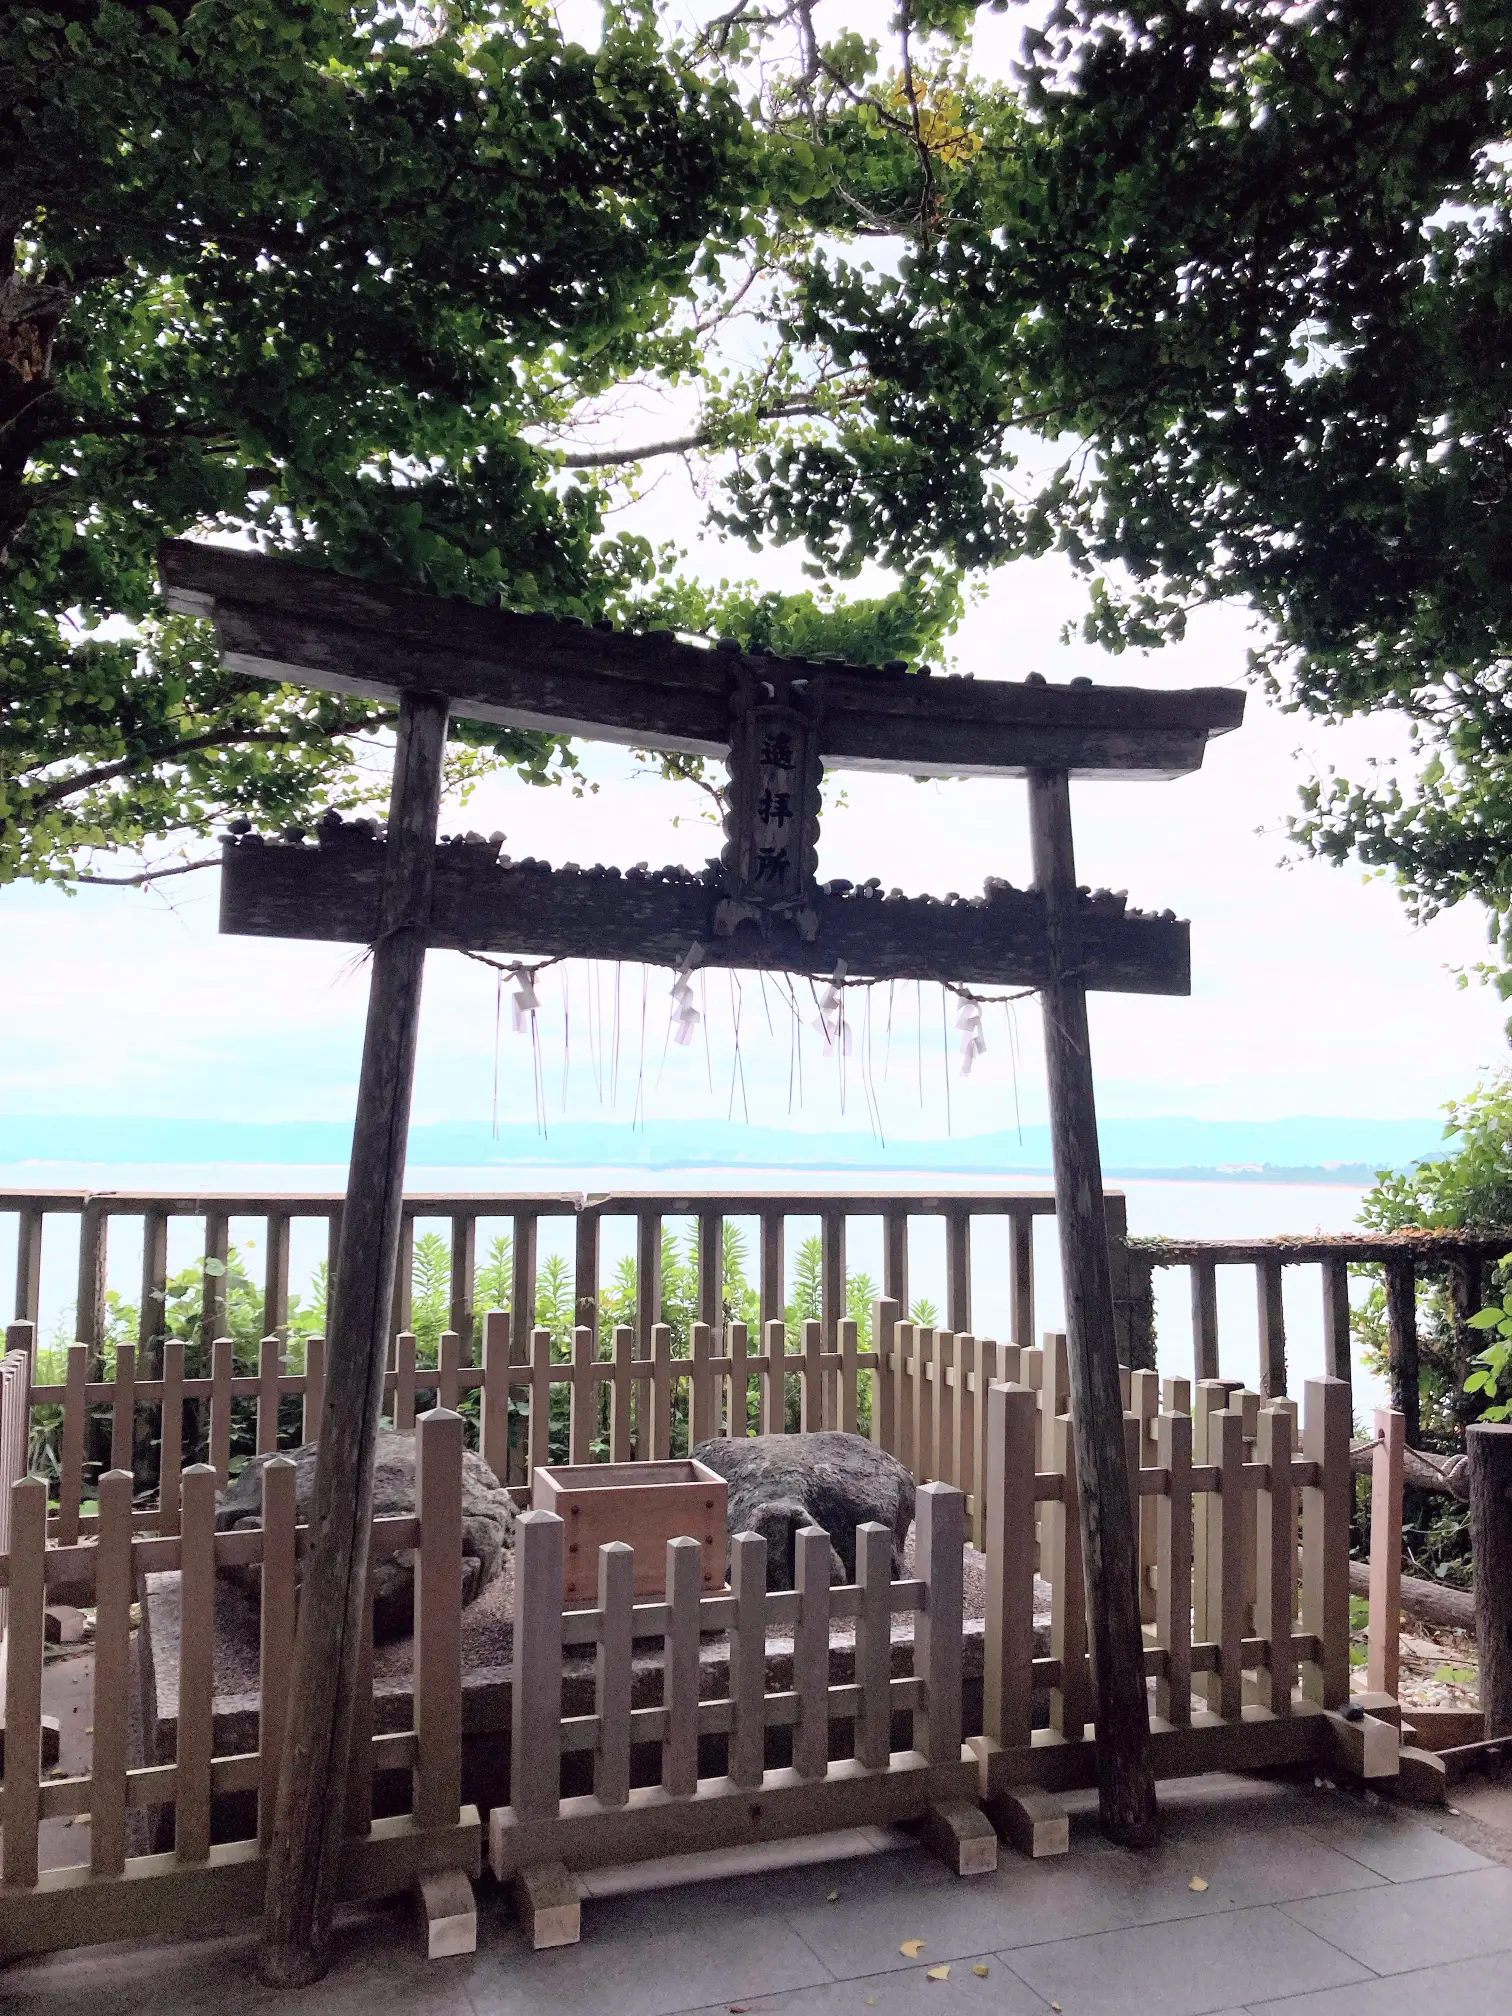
[159,540,1243,782]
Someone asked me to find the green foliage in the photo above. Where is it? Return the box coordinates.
[1,1,978,886]
[1465,1270,1512,1422]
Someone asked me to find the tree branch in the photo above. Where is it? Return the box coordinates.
[68,855,220,887]
[552,392,865,468]
[24,714,386,813]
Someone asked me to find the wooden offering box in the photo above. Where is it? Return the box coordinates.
[532,1459,728,1606]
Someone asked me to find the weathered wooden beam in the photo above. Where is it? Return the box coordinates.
[259,690,450,1986]
[218,832,1191,994]
[160,541,1243,780]
[1028,767,1157,1850]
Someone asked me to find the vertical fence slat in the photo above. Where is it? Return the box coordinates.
[302,1333,325,1444]
[571,1326,595,1465]
[651,1322,673,1459]
[1384,1257,1420,1446]
[263,1209,291,1344]
[913,1327,936,1484]
[2,1475,46,1887]
[915,1480,964,1766]
[698,1209,723,1340]
[610,1324,634,1463]
[1302,1377,1352,1709]
[934,1331,958,1493]
[1368,1405,1406,1699]
[763,1321,787,1437]
[595,1542,634,1806]
[1191,1259,1220,1381]
[1010,1211,1033,1348]
[1257,1255,1287,1398]
[690,1322,716,1448]
[159,1337,184,1528]
[512,1510,564,1819]
[983,1381,1037,1751]
[575,1208,599,1344]
[529,1327,553,1476]
[893,1320,917,1477]
[760,1209,785,1332]
[175,1464,217,1863]
[395,1329,418,1432]
[1155,1409,1192,1728]
[90,1468,134,1877]
[513,1211,539,1347]
[1214,1409,1245,1721]
[729,1531,768,1789]
[200,1211,228,1356]
[1257,1405,1296,1715]
[883,1208,908,1322]
[346,1565,375,1838]
[110,1341,136,1474]
[438,1329,461,1414]
[15,1206,43,1325]
[139,1205,169,1371]
[1132,1369,1160,1626]
[729,1320,750,1439]
[58,1342,87,1544]
[76,1201,107,1363]
[793,1525,831,1780]
[256,1333,281,1454]
[451,1213,477,1358]
[662,1536,702,1797]
[391,1213,414,1341]
[946,1207,970,1336]
[209,1336,234,1480]
[414,1407,464,1829]
[1191,1380,1227,1711]
[839,1317,859,1437]
[1322,1256,1352,1388]
[482,1309,512,1481]
[801,1319,822,1433]
[855,1520,893,1770]
[821,1209,845,1347]
[872,1297,898,1457]
[259,1455,298,1849]
[1048,1416,1089,1742]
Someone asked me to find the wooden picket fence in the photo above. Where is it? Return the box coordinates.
[0,1408,479,1961]
[966,1369,1400,1836]
[489,1478,995,1945]
[2,1306,896,1541]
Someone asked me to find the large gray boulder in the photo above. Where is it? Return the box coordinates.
[215,1429,516,1641]
[691,1431,915,1591]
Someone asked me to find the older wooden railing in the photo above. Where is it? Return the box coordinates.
[1127,1228,1512,1440]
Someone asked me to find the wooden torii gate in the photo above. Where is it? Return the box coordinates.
[160,540,1242,1978]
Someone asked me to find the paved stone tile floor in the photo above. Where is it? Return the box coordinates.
[7,1774,1512,2016]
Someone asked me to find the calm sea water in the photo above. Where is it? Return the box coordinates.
[2,1163,1381,1410]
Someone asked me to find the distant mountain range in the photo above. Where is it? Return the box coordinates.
[0,1113,1450,1181]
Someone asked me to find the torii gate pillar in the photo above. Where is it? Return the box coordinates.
[1031,769,1158,1846]
[259,691,450,1985]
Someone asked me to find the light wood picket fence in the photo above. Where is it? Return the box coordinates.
[489,1478,996,1947]
[0,1408,480,1961]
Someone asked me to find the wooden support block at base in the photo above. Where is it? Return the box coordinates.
[985,1784,1069,1860]
[1393,1745,1448,1806]
[44,1606,87,1646]
[516,1861,581,1950]
[1323,1707,1400,1781]
[917,1800,999,1877]
[417,1868,477,1958]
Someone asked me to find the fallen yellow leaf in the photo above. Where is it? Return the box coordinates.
[899,1939,926,1958]
[1189,1876,1209,1893]
[972,1964,989,1977]
[826,1889,839,1904]
[866,2000,878,2008]
[925,1965,951,1982]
